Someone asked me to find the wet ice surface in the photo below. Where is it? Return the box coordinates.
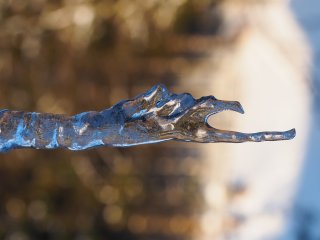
[0,85,295,152]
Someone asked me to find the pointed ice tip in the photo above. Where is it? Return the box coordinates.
[237,102,245,114]
[217,100,245,114]
[229,101,244,114]
[153,84,169,94]
[143,84,170,102]
[286,128,296,140]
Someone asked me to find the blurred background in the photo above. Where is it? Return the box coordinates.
[0,0,318,239]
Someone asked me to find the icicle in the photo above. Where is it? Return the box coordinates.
[0,85,295,152]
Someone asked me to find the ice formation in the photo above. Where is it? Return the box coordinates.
[0,85,295,152]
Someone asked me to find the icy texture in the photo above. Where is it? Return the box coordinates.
[0,85,295,152]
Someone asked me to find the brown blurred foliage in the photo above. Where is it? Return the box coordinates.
[0,0,226,239]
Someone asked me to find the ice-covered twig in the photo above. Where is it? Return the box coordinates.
[0,85,295,152]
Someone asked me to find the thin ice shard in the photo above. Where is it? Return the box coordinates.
[0,85,295,152]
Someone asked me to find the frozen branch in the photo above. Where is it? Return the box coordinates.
[0,85,295,152]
